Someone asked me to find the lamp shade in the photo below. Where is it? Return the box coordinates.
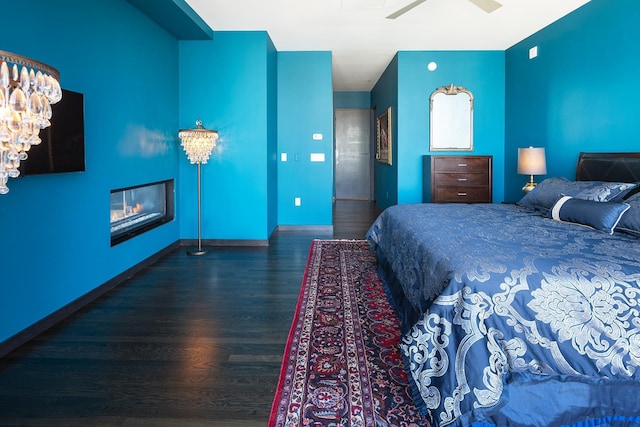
[178,119,218,164]
[517,147,547,175]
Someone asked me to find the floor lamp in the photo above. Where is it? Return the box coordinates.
[179,119,219,256]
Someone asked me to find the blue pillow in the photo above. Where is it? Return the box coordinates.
[617,192,640,237]
[548,196,630,234]
[564,181,638,202]
[517,177,571,212]
[518,178,638,213]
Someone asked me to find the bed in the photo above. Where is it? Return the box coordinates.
[366,152,640,427]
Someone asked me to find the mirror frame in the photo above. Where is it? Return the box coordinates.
[429,84,474,152]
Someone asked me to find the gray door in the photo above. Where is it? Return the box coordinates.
[334,108,372,200]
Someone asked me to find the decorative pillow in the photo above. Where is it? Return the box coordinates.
[548,196,630,234]
[616,192,640,237]
[564,181,638,202]
[517,177,571,212]
[518,178,638,213]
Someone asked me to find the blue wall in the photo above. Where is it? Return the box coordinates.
[505,0,640,202]
[372,51,505,208]
[399,51,505,205]
[371,56,399,209]
[0,0,181,342]
[179,31,277,241]
[334,92,371,109]
[277,52,334,226]
[267,38,279,236]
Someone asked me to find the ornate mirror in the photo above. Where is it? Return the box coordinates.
[429,84,473,151]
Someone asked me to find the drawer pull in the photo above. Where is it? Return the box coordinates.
[457,163,468,167]
[457,192,468,196]
[457,178,468,182]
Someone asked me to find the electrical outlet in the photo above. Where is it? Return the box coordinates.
[295,197,301,206]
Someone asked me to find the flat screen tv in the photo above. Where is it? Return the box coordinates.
[21,89,85,176]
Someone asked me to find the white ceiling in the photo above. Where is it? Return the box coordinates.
[184,0,590,91]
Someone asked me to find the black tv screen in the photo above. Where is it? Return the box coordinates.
[22,89,85,176]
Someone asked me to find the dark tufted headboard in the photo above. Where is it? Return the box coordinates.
[576,152,640,182]
[575,152,640,198]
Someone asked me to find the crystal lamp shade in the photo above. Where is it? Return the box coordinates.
[0,50,62,194]
[178,119,218,164]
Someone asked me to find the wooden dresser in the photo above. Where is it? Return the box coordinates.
[423,155,493,203]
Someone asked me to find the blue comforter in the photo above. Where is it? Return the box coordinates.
[367,203,640,427]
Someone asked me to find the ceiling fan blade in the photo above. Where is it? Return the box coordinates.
[467,0,502,13]
[386,0,427,19]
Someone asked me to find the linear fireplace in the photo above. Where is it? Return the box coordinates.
[110,180,174,246]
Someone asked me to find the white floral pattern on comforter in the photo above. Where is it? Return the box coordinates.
[366,203,640,426]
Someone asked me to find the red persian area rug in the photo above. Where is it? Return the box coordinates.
[269,239,430,427]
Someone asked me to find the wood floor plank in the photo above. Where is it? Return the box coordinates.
[0,200,382,425]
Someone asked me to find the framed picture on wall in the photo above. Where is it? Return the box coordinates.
[377,107,392,165]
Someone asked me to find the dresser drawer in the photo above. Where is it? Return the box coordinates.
[433,156,488,173]
[433,171,489,186]
[434,187,491,203]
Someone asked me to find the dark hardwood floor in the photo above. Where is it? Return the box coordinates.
[0,200,382,426]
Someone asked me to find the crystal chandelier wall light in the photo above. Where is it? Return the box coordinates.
[0,50,62,195]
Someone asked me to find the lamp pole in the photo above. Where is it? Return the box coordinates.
[188,160,207,256]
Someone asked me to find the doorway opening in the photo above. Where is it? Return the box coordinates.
[334,108,375,201]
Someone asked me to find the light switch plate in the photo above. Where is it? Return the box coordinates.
[312,133,323,141]
[310,153,325,162]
